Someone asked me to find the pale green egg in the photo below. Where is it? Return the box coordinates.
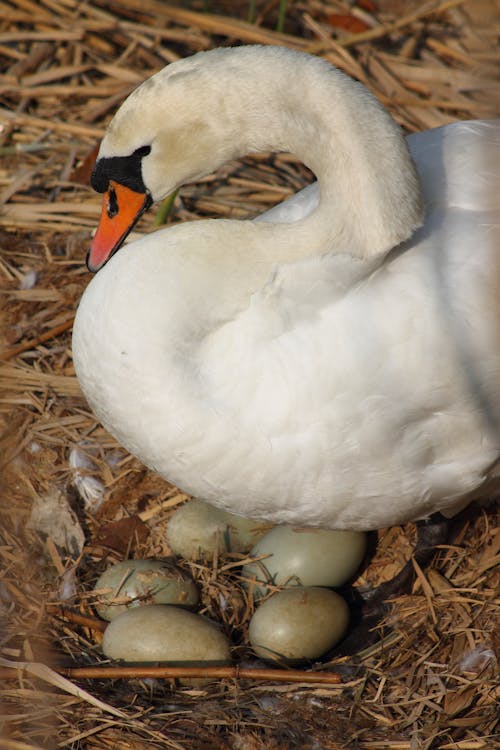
[93,558,199,621]
[101,605,232,686]
[242,526,366,598]
[166,499,271,559]
[248,587,349,664]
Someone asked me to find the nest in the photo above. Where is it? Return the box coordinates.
[0,1,499,748]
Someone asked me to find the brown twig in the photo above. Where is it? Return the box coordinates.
[54,606,107,633]
[0,316,75,361]
[0,663,342,684]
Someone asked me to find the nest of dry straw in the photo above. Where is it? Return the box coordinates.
[1,1,499,748]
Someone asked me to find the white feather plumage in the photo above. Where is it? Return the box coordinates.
[73,48,500,531]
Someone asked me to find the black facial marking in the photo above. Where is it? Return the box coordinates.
[107,185,118,218]
[91,144,152,193]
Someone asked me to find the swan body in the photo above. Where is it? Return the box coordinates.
[73,47,500,531]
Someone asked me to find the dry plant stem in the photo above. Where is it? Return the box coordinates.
[0,107,105,137]
[54,607,107,633]
[0,664,342,684]
[111,0,311,49]
[0,657,126,718]
[0,740,49,750]
[0,316,75,361]
[334,0,470,49]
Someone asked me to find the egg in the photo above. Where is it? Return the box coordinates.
[248,587,349,664]
[102,605,231,684]
[242,526,366,598]
[166,499,271,559]
[93,559,199,621]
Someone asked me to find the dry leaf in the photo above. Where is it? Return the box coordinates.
[92,515,149,554]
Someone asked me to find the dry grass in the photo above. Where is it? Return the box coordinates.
[0,1,499,748]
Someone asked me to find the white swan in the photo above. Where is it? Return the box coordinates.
[73,46,500,531]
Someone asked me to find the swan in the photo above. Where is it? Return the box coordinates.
[72,46,500,534]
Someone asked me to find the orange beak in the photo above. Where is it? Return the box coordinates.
[87,180,151,272]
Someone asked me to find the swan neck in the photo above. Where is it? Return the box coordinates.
[215,52,423,259]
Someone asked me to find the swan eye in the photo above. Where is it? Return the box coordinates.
[133,145,152,159]
[107,186,119,219]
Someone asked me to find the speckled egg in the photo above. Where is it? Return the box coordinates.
[101,605,231,684]
[248,587,349,664]
[242,526,366,598]
[166,499,271,559]
[93,559,199,621]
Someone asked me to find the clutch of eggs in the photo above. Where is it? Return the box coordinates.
[99,507,368,672]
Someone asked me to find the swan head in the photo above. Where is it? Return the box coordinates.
[88,50,251,271]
